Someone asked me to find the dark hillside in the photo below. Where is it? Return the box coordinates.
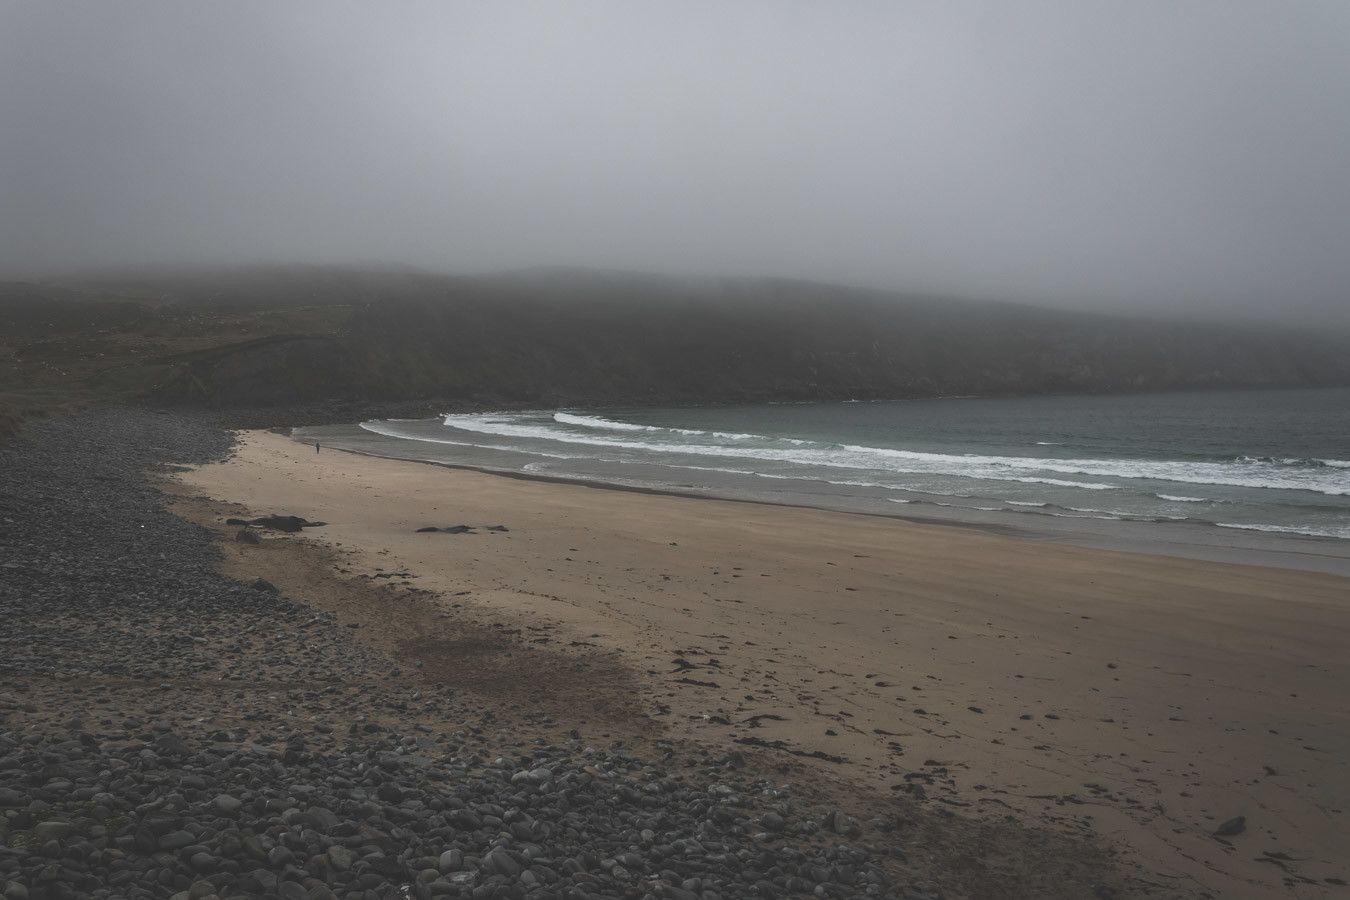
[4,268,1348,414]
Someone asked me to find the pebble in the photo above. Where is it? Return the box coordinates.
[0,410,907,900]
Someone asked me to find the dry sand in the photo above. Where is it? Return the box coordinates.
[179,430,1350,897]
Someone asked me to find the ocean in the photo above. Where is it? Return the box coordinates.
[296,387,1350,568]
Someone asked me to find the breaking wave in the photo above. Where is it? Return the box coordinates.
[1216,522,1350,540]
[437,412,1350,496]
[341,404,1348,544]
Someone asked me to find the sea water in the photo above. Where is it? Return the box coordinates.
[342,388,1349,538]
[297,388,1350,564]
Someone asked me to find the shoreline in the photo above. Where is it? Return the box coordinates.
[180,428,1350,898]
[318,441,1027,537]
[300,426,1350,578]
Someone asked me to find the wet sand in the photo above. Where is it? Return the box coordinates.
[180,430,1350,897]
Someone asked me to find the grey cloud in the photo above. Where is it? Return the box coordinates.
[2,1,1348,325]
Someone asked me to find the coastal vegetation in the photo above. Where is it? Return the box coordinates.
[4,267,1348,421]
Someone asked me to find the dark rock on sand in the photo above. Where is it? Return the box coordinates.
[249,514,325,532]
[1213,815,1247,837]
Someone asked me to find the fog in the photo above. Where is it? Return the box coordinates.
[2,2,1349,325]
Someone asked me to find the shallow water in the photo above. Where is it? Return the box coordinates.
[339,389,1348,535]
[295,387,1350,575]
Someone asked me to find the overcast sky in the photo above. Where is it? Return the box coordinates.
[2,2,1348,324]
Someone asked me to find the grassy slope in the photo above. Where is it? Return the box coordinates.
[3,268,1347,424]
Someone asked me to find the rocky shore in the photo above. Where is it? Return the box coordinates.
[0,411,917,900]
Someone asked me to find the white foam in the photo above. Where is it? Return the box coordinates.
[1216,522,1350,539]
[837,442,1350,495]
[359,420,591,462]
[1043,511,1126,521]
[452,416,1124,490]
[1007,476,1118,490]
[554,411,760,441]
[1157,494,1208,503]
[422,412,1350,496]
[553,412,661,432]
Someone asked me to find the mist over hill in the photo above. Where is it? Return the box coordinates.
[3,267,1348,416]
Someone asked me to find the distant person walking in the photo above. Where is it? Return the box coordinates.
[315,442,320,454]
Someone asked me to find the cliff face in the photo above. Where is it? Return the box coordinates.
[5,269,1349,411]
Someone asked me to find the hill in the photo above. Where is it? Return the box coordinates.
[3,266,1348,419]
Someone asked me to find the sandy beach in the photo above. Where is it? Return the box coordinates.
[179,430,1350,897]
